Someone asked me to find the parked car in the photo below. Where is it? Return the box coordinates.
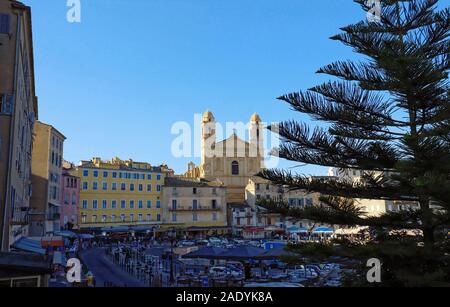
[178,240,196,247]
[209,266,229,278]
[196,239,209,246]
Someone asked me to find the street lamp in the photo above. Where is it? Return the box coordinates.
[168,228,176,285]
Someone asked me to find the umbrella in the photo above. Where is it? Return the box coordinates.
[256,247,297,260]
[287,226,308,234]
[54,230,78,238]
[78,234,95,239]
[218,246,265,260]
[182,247,226,259]
[313,227,334,233]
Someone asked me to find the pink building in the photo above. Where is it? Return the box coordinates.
[60,165,80,230]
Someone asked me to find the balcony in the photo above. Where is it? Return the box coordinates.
[169,205,221,212]
[11,207,31,226]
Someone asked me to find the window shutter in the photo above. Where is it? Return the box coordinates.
[0,14,11,34]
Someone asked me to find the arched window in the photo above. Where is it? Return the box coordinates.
[231,161,239,175]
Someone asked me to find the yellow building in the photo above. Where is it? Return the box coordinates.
[161,177,228,237]
[77,157,173,230]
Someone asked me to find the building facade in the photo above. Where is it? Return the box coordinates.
[0,0,37,251]
[185,111,264,203]
[60,162,80,230]
[162,177,228,237]
[29,121,66,236]
[233,178,325,238]
[77,157,173,230]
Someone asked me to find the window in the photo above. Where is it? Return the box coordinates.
[157,185,161,192]
[157,174,161,181]
[112,200,117,209]
[93,170,98,177]
[157,214,161,222]
[102,215,107,223]
[102,182,108,191]
[138,214,143,222]
[111,215,116,222]
[139,184,143,192]
[121,183,126,191]
[138,200,143,209]
[212,213,217,221]
[147,184,152,191]
[112,172,117,178]
[130,184,135,191]
[121,200,126,209]
[193,188,197,194]
[82,215,87,223]
[102,200,107,209]
[72,193,77,205]
[231,161,239,175]
[0,14,11,34]
[146,214,151,221]
[172,200,177,210]
[83,182,88,190]
[130,200,134,209]
[92,215,97,223]
[103,171,108,178]
[147,200,152,208]
[193,213,198,221]
[157,200,161,208]
[92,200,98,209]
[147,174,152,180]
[112,182,117,191]
[93,182,98,190]
[212,199,217,209]
[172,213,177,222]
[82,200,88,209]
[120,214,126,222]
[83,170,89,177]
[130,214,134,222]
[192,199,198,210]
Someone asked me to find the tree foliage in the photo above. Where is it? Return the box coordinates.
[258,0,450,286]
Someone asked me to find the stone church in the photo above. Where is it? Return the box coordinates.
[184,110,265,203]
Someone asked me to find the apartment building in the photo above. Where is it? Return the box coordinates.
[77,157,173,230]
[0,0,37,251]
[162,177,228,237]
[60,161,80,230]
[29,121,66,236]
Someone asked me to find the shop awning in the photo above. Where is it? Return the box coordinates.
[287,226,308,233]
[10,237,46,255]
[313,227,334,233]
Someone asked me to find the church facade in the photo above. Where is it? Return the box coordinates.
[185,111,265,203]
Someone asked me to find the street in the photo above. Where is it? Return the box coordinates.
[79,248,147,287]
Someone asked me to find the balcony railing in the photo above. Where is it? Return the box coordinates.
[11,207,31,226]
[169,205,221,212]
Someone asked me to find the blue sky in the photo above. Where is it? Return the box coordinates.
[22,0,449,175]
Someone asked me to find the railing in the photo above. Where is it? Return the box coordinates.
[169,205,221,212]
[11,207,30,225]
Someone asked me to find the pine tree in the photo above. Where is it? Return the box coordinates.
[258,0,450,286]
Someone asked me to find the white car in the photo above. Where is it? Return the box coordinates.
[209,266,229,278]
